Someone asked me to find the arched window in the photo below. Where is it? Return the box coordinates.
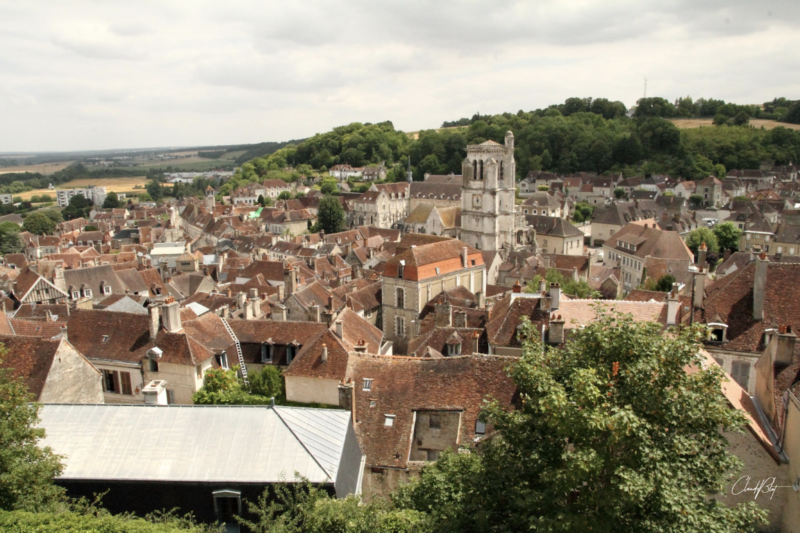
[396,288,405,308]
[472,160,478,180]
[479,160,484,180]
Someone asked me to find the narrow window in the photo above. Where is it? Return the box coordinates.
[363,378,373,391]
[395,316,405,337]
[149,358,159,372]
[261,344,273,363]
[396,288,404,308]
[120,372,132,395]
[286,345,295,364]
[220,352,229,370]
[429,414,441,429]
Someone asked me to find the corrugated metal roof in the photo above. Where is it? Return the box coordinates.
[38,404,352,484]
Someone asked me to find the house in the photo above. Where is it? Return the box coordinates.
[521,192,564,218]
[525,215,584,255]
[590,202,649,247]
[341,353,518,500]
[603,222,694,294]
[0,334,103,403]
[382,237,485,354]
[409,175,462,210]
[64,301,218,405]
[63,265,127,302]
[10,267,69,304]
[38,404,364,528]
[690,254,800,394]
[696,175,723,207]
[281,308,389,405]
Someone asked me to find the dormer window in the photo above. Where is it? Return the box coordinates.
[103,284,112,295]
[72,291,80,300]
[448,343,461,356]
[83,289,92,298]
[261,342,274,363]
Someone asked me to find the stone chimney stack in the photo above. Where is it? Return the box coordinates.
[162,297,182,333]
[548,314,565,345]
[309,304,321,322]
[335,319,344,339]
[667,284,680,326]
[246,289,260,320]
[283,266,297,296]
[753,252,769,321]
[462,246,468,268]
[776,325,797,364]
[538,277,547,293]
[549,283,561,311]
[237,291,247,309]
[273,303,287,321]
[149,304,161,340]
[698,241,707,267]
[512,280,522,294]
[454,310,467,328]
[53,263,66,293]
[321,343,328,363]
[476,290,485,309]
[693,268,706,309]
[434,301,452,327]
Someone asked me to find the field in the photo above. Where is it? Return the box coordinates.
[115,159,235,172]
[670,118,800,131]
[0,161,74,175]
[17,177,170,201]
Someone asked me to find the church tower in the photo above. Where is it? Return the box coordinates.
[460,131,518,252]
[204,185,215,211]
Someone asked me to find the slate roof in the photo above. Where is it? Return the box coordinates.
[605,223,694,261]
[524,215,584,238]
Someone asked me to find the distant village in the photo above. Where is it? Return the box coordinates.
[0,133,798,529]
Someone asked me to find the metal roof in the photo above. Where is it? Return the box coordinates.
[38,404,353,484]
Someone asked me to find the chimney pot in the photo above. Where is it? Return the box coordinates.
[335,319,343,339]
[321,343,328,363]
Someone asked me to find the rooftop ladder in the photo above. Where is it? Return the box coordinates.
[220,317,248,385]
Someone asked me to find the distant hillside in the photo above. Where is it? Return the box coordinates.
[234,139,306,165]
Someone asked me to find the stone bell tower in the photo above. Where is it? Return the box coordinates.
[460,131,518,252]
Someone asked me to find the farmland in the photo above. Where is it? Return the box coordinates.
[0,161,74,175]
[670,118,800,130]
[16,177,170,201]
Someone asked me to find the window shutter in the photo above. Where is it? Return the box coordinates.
[112,371,120,394]
[120,372,132,395]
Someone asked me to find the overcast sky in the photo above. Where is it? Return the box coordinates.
[1,0,799,153]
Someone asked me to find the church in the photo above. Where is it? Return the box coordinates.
[460,131,537,255]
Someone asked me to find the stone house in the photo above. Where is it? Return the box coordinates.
[382,237,485,354]
[525,215,584,255]
[0,334,104,403]
[409,175,462,210]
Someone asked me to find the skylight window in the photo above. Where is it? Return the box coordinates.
[384,415,395,427]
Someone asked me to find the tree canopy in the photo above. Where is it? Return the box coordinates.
[393,311,765,532]
[102,192,120,209]
[21,212,56,236]
[686,227,720,255]
[315,195,345,235]
[713,222,743,252]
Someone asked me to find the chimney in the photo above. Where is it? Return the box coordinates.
[53,263,66,292]
[249,288,259,300]
[698,241,707,266]
[335,319,343,339]
[309,304,321,322]
[753,252,769,321]
[548,314,565,344]
[476,290,485,309]
[471,330,480,354]
[142,380,168,405]
[454,310,467,328]
[237,291,247,309]
[273,303,287,321]
[60,326,68,342]
[667,284,680,326]
[434,302,452,327]
[549,283,561,311]
[221,306,230,318]
[462,246,468,268]
[354,340,368,353]
[162,297,182,332]
[512,280,522,294]
[321,343,328,363]
[283,266,297,296]
[693,268,706,309]
[149,304,161,340]
[538,277,547,293]
[277,282,285,302]
[776,326,797,364]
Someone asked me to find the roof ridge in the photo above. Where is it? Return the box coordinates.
[272,406,333,481]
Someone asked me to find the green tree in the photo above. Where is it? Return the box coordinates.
[537,185,549,191]
[29,195,41,203]
[689,194,704,208]
[320,178,339,196]
[145,180,163,201]
[395,311,766,532]
[21,212,56,236]
[572,203,594,223]
[0,344,65,511]
[257,194,266,207]
[316,195,345,234]
[39,194,52,202]
[102,192,120,209]
[246,367,284,400]
[278,191,292,200]
[613,187,625,199]
[685,226,720,256]
[41,210,63,225]
[653,273,676,292]
[83,225,98,232]
[192,367,272,406]
[713,222,743,252]
[137,192,153,202]
[526,268,599,299]
[0,223,23,254]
